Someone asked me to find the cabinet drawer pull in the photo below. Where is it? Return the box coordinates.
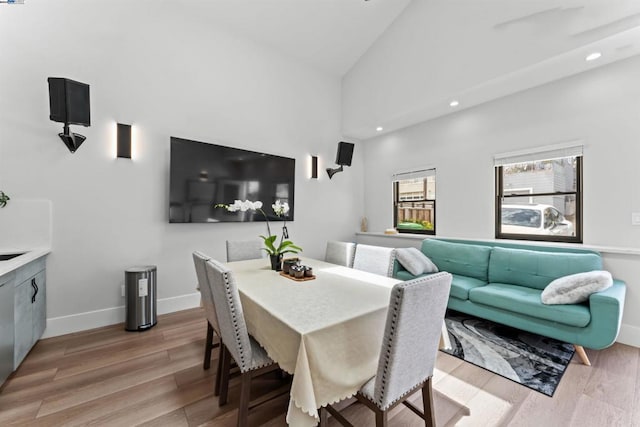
[31,278,39,303]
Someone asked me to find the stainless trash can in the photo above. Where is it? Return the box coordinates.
[125,266,157,331]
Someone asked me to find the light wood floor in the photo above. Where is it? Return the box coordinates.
[1,308,638,426]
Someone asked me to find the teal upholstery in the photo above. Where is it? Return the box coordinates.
[488,247,603,290]
[450,274,486,300]
[421,239,492,281]
[469,283,591,327]
[392,238,627,350]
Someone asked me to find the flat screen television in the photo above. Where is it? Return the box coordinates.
[169,137,295,223]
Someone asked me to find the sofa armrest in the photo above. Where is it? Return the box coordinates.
[589,279,626,307]
[584,280,626,348]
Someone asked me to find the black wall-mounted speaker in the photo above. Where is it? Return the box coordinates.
[48,77,91,126]
[335,141,355,166]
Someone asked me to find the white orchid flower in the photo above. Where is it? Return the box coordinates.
[253,201,263,209]
[227,200,243,212]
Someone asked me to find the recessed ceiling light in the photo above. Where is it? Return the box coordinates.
[585,52,602,62]
[376,126,383,132]
[449,100,460,107]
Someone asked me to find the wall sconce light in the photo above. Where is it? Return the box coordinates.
[326,141,355,179]
[311,156,318,179]
[117,123,132,159]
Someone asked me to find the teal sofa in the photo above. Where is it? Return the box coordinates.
[393,238,626,362]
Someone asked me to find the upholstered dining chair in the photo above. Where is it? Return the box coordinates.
[325,241,357,267]
[226,239,264,262]
[320,272,453,427]
[192,251,225,396]
[352,244,396,277]
[204,258,285,427]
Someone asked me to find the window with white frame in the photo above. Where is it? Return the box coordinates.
[393,168,435,234]
[494,143,582,243]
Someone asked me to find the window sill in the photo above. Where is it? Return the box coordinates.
[355,232,640,256]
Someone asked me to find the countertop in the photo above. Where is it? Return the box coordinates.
[0,247,52,277]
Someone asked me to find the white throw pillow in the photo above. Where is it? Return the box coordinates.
[396,247,439,276]
[541,270,613,305]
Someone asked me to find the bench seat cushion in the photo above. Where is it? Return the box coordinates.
[469,283,591,327]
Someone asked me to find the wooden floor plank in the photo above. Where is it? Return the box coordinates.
[0,351,170,409]
[28,376,178,427]
[138,408,190,427]
[1,307,638,427]
[582,343,640,412]
[569,394,633,426]
[37,349,198,417]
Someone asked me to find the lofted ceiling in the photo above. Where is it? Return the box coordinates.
[176,1,640,139]
[341,0,640,139]
[185,0,412,76]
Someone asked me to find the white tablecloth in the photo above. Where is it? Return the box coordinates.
[228,257,401,427]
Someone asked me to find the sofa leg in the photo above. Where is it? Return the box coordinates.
[574,345,591,366]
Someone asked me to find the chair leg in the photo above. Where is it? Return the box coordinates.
[319,407,328,427]
[422,378,436,427]
[214,338,224,396]
[375,409,388,427]
[219,344,231,406]
[238,372,252,427]
[203,321,214,370]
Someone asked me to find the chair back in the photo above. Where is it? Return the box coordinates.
[226,239,264,262]
[325,241,356,267]
[192,251,219,333]
[372,272,452,410]
[204,258,254,372]
[352,244,396,277]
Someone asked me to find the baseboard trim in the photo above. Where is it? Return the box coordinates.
[42,292,201,338]
[617,323,640,348]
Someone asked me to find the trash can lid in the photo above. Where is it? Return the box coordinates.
[126,265,157,273]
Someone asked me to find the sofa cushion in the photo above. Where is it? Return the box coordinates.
[421,239,492,282]
[541,270,613,305]
[488,247,603,291]
[396,269,421,281]
[450,274,486,300]
[396,247,439,276]
[469,283,591,327]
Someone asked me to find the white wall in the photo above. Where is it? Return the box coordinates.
[357,56,640,346]
[0,0,364,335]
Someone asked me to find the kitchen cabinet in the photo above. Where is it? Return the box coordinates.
[0,271,15,385]
[13,257,46,369]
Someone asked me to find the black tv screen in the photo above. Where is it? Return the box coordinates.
[169,137,295,223]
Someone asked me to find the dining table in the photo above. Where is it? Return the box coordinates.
[227,257,450,426]
[228,257,397,426]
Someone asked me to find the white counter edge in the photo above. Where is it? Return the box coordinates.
[0,247,52,277]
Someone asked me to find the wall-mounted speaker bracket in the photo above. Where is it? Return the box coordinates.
[326,165,344,179]
[58,124,85,153]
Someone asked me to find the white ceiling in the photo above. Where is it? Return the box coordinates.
[177,0,640,138]
[340,0,640,139]
[185,0,412,76]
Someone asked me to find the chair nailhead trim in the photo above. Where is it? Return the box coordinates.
[223,272,249,371]
[375,273,450,410]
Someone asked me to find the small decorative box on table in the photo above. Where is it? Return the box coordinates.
[279,271,316,282]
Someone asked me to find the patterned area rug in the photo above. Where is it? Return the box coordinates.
[442,310,575,397]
